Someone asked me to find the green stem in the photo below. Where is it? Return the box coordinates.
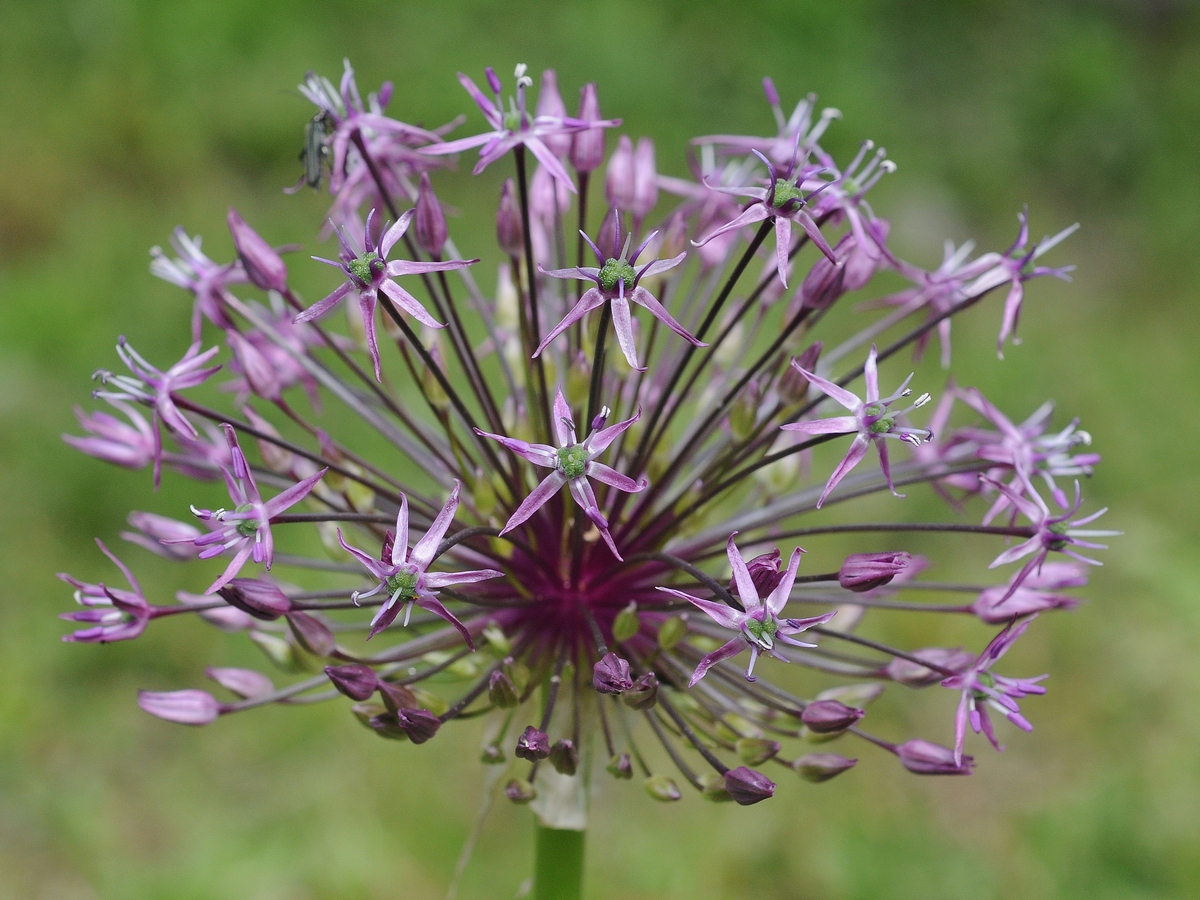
[534,825,585,900]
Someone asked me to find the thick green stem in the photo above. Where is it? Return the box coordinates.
[534,825,585,900]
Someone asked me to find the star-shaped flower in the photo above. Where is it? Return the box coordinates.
[475,388,645,559]
[296,209,478,380]
[657,535,835,685]
[536,222,700,370]
[940,617,1048,765]
[336,482,503,646]
[191,425,327,593]
[782,344,932,507]
[57,540,152,644]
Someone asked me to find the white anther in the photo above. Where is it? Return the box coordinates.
[914,392,931,408]
[881,160,898,173]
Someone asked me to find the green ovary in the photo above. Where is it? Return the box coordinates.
[745,616,778,648]
[557,445,588,479]
[598,258,638,293]
[772,179,805,207]
[347,252,380,283]
[384,570,419,600]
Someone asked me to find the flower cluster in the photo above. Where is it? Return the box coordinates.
[61,65,1111,816]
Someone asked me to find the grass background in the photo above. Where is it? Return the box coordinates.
[2,0,1199,897]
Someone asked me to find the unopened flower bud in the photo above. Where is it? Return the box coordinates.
[622,672,658,710]
[496,179,524,257]
[612,602,640,642]
[801,699,864,734]
[592,651,633,694]
[536,70,571,157]
[733,549,783,599]
[657,615,687,651]
[122,512,201,560]
[228,208,288,293]
[205,666,273,699]
[698,772,733,802]
[488,670,520,708]
[736,737,781,766]
[886,647,974,687]
[286,611,336,657]
[723,766,775,805]
[780,342,823,405]
[414,172,448,257]
[397,707,441,744]
[606,136,635,211]
[794,753,858,782]
[367,711,409,740]
[631,138,658,221]
[595,207,622,260]
[644,774,682,802]
[570,83,606,173]
[659,209,689,261]
[505,778,537,804]
[138,689,221,726]
[548,739,579,776]
[895,739,975,775]
[378,680,418,713]
[607,753,633,779]
[218,578,292,621]
[228,331,282,402]
[800,242,848,311]
[325,663,378,701]
[515,725,551,761]
[839,551,913,592]
[248,629,303,672]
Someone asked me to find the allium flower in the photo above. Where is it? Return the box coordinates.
[658,535,835,684]
[297,208,478,379]
[941,617,1048,764]
[476,388,645,559]
[191,425,326,593]
[423,65,619,191]
[783,344,933,507]
[60,61,1111,893]
[537,220,700,369]
[150,227,247,340]
[336,483,503,644]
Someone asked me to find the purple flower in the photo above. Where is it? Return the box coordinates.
[63,400,156,471]
[592,651,634,694]
[985,473,1115,601]
[895,739,975,775]
[570,83,607,174]
[972,562,1086,623]
[121,511,202,561]
[336,482,503,645]
[782,344,933,507]
[694,79,841,167]
[299,60,442,195]
[516,725,551,761]
[58,540,152,643]
[941,617,1048,764]
[191,425,327,593]
[606,136,658,223]
[536,222,699,370]
[422,65,619,192]
[138,689,223,726]
[296,208,477,380]
[227,208,288,293]
[838,551,913,592]
[413,172,448,258]
[692,148,837,288]
[659,535,835,685]
[801,699,864,734]
[150,227,246,340]
[475,389,646,560]
[723,766,776,805]
[886,647,975,687]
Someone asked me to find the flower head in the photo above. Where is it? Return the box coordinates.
[58,540,151,643]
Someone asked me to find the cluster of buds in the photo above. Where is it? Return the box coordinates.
[61,62,1112,821]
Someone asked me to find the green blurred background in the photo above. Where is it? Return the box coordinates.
[3,0,1199,897]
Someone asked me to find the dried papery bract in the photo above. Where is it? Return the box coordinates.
[59,58,1108,896]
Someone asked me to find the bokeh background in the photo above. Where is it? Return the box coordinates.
[3,0,1199,897]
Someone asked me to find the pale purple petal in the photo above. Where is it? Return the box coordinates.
[411,481,461,570]
[534,288,606,358]
[585,461,644,492]
[380,210,414,257]
[817,434,870,509]
[780,415,858,435]
[629,286,704,347]
[688,638,747,686]
[792,363,862,412]
[609,295,644,370]
[501,471,566,533]
[379,279,445,330]
[765,547,804,616]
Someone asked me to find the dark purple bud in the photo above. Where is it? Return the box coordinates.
[325,663,379,701]
[801,699,865,734]
[606,752,633,779]
[138,689,221,725]
[886,647,974,687]
[504,778,537,803]
[122,512,201,560]
[286,611,336,657]
[218,578,292,621]
[800,236,849,311]
[515,725,551,761]
[839,551,913,593]
[723,766,776,805]
[378,680,418,713]
[205,666,273,699]
[592,652,633,694]
[622,672,658,710]
[896,739,975,775]
[731,549,783,599]
[227,208,288,293]
[397,708,441,744]
[548,739,579,776]
[794,753,858,783]
[605,136,635,212]
[570,83,606,174]
[485,66,503,96]
[496,179,524,258]
[414,172,448,257]
[379,529,396,565]
[488,669,520,708]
